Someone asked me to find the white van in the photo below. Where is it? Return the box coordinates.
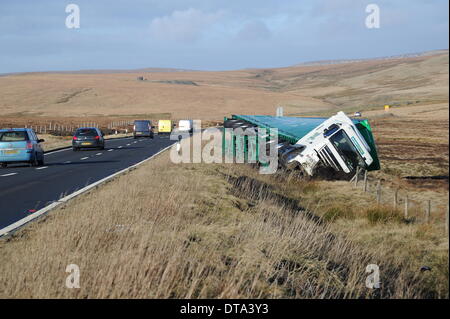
[177,120,193,134]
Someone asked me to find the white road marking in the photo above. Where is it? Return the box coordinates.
[44,148,71,156]
[1,173,17,177]
[126,144,131,146]
[118,146,123,149]
[108,149,113,152]
[0,143,175,237]
[96,153,102,156]
[36,166,48,170]
[64,161,72,164]
[43,137,132,156]
[80,157,89,160]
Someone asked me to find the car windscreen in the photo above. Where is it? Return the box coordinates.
[0,131,28,142]
[329,130,365,171]
[134,122,150,131]
[75,129,97,136]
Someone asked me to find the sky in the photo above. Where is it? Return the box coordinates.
[0,0,448,73]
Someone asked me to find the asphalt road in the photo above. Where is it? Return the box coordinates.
[0,135,176,230]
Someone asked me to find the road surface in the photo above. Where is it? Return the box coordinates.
[0,135,176,231]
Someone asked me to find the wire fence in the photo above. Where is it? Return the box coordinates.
[22,120,136,136]
[351,168,449,235]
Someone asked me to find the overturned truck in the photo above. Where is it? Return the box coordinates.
[223,111,380,177]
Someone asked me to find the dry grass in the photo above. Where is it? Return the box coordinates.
[0,150,447,298]
[361,102,449,221]
[365,206,404,225]
[38,134,73,151]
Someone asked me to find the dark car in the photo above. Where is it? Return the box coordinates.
[133,120,154,139]
[0,128,45,168]
[72,127,105,151]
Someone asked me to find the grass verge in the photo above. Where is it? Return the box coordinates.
[0,152,447,298]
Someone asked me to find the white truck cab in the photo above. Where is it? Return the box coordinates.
[288,112,373,175]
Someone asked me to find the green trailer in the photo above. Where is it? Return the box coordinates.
[223,112,380,176]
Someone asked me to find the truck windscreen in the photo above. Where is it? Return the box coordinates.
[330,130,366,171]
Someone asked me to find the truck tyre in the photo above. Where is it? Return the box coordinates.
[224,120,242,128]
[230,122,246,129]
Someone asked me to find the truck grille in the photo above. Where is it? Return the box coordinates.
[317,146,340,171]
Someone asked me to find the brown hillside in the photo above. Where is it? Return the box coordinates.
[0,52,447,120]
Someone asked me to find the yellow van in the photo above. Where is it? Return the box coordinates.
[158,120,172,134]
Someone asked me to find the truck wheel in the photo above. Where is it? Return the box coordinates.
[224,119,242,128]
[229,122,246,129]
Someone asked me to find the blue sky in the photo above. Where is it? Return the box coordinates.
[0,0,448,73]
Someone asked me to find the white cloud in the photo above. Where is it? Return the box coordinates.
[149,8,225,43]
[236,21,271,42]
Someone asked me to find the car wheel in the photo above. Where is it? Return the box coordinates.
[1,163,6,168]
[38,158,45,166]
[30,156,39,167]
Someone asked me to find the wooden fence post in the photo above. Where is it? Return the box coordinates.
[446,205,449,236]
[394,188,399,210]
[425,200,431,223]
[376,180,381,204]
[363,170,368,192]
[354,167,360,187]
[404,196,409,219]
